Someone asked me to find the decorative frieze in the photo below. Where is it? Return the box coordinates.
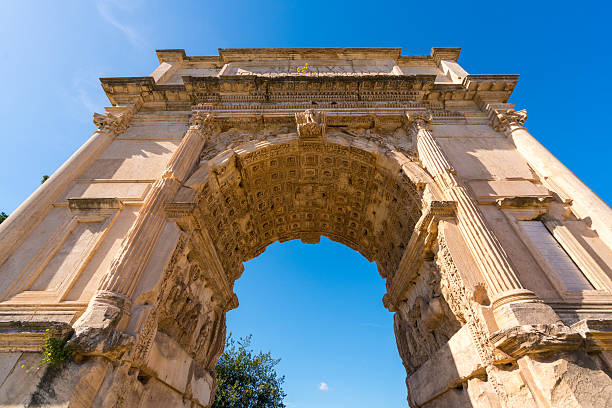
[101,73,518,108]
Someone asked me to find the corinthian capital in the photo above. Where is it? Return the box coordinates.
[93,111,131,135]
[490,109,527,132]
[189,111,220,137]
[296,109,326,139]
[405,111,433,133]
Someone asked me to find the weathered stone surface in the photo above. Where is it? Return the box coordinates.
[189,363,215,407]
[518,351,612,408]
[407,325,483,405]
[0,353,45,405]
[1,47,612,407]
[145,331,193,393]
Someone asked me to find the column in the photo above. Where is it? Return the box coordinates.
[491,108,612,250]
[407,112,538,309]
[76,112,213,332]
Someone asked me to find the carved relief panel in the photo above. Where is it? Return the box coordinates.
[393,260,462,373]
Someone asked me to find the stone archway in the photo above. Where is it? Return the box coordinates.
[62,109,610,408]
[3,47,612,408]
[65,109,470,407]
[152,110,453,406]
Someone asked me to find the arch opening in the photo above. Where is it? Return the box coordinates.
[153,128,455,406]
[176,132,434,281]
[227,237,408,406]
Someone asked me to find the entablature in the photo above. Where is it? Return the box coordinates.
[101,74,516,110]
[102,47,518,109]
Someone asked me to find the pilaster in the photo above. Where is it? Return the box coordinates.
[489,106,612,251]
[406,111,559,329]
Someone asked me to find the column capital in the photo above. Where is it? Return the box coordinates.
[490,109,527,133]
[93,110,133,136]
[405,111,433,132]
[189,111,220,138]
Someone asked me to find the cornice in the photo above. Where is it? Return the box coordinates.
[431,47,461,64]
[100,73,517,108]
[156,47,463,64]
[219,47,404,62]
[156,49,186,63]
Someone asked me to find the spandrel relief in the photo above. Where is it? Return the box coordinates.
[393,261,462,373]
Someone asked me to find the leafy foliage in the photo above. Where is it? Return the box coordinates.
[40,330,72,367]
[0,212,7,224]
[41,175,49,184]
[213,335,286,408]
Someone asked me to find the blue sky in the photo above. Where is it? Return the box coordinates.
[0,1,608,406]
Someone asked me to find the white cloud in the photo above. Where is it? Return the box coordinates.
[96,0,148,49]
[318,382,329,391]
[67,69,109,118]
[73,77,102,114]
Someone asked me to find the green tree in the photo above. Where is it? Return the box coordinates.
[213,335,286,408]
[0,212,7,224]
[41,175,49,184]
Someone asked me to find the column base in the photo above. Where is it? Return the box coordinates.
[491,289,561,329]
[71,290,132,357]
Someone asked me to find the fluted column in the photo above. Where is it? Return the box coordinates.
[491,108,612,250]
[407,112,537,307]
[91,112,213,313]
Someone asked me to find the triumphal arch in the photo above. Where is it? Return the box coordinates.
[1,47,612,407]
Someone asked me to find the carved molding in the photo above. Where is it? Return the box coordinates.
[384,200,457,311]
[572,318,612,351]
[491,319,612,357]
[0,321,72,352]
[491,324,582,358]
